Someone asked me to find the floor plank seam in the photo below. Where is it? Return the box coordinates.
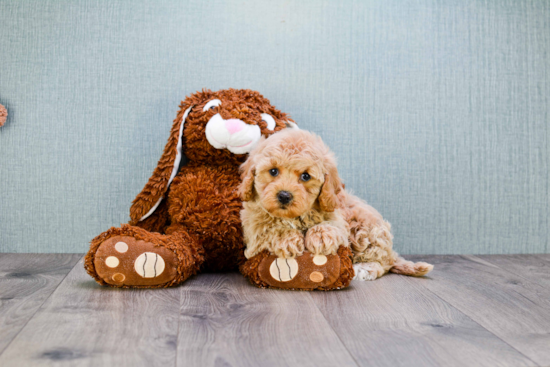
[309,293,361,367]
[407,274,541,367]
[480,255,550,290]
[0,255,83,358]
[469,254,550,303]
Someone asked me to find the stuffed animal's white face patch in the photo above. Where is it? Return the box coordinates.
[204,99,274,154]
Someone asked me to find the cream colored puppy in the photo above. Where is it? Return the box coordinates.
[239,129,433,280]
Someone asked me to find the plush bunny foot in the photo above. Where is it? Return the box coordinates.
[241,246,355,291]
[92,235,178,287]
[85,225,203,288]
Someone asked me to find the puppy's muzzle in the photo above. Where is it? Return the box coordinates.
[277,191,293,205]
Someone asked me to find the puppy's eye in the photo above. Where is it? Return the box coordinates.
[269,168,279,177]
[203,99,222,112]
[300,172,311,181]
[261,114,276,131]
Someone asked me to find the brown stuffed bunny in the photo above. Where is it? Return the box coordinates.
[85,89,293,288]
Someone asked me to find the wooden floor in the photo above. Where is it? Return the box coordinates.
[0,254,549,367]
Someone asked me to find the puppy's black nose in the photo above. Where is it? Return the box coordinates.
[277,191,293,205]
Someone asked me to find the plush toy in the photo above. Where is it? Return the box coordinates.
[0,104,7,127]
[84,89,353,289]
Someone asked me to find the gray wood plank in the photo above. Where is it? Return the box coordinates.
[0,253,81,355]
[478,254,550,288]
[0,257,180,367]
[408,255,550,367]
[311,273,535,367]
[177,273,358,367]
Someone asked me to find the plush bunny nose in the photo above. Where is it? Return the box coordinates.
[225,119,245,135]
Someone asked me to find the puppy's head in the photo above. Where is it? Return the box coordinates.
[240,129,342,218]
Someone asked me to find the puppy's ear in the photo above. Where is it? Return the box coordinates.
[239,135,268,201]
[318,165,342,213]
[239,157,256,201]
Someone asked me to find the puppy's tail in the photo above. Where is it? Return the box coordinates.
[390,255,433,277]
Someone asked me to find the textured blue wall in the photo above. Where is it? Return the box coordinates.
[0,0,548,254]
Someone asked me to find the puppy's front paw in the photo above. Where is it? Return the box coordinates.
[305,224,343,256]
[273,232,305,258]
[353,262,384,281]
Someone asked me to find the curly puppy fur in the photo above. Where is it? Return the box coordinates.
[239,129,433,280]
[85,89,293,287]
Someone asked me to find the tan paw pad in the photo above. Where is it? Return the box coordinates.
[312,255,327,266]
[310,271,324,282]
[105,256,119,268]
[112,273,125,282]
[115,241,128,253]
[269,258,298,282]
[134,252,165,278]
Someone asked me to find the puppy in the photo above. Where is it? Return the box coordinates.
[239,129,433,281]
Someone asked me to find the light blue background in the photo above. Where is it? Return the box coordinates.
[0,0,548,254]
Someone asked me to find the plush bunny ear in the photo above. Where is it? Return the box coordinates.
[129,104,193,223]
[285,120,299,129]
